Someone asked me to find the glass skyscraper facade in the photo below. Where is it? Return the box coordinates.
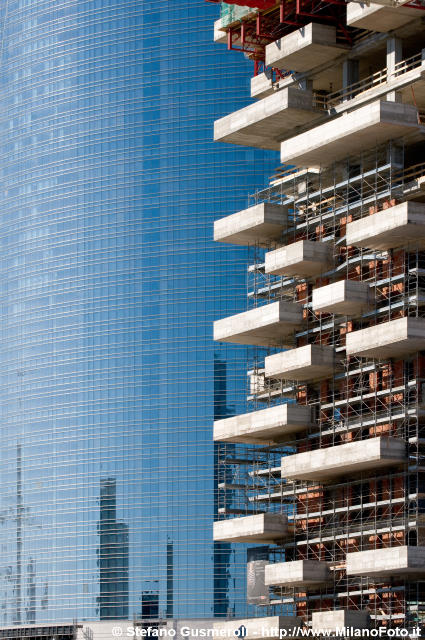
[0,0,276,625]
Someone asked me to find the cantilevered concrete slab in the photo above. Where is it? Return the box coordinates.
[213,617,302,640]
[281,101,422,169]
[214,88,320,151]
[265,240,333,278]
[213,403,313,444]
[265,344,336,382]
[280,437,406,482]
[213,513,289,544]
[346,2,423,31]
[214,202,287,247]
[265,23,346,73]
[346,546,425,578]
[312,611,370,633]
[251,72,275,100]
[214,300,303,347]
[265,560,330,588]
[346,202,425,251]
[312,280,372,316]
[346,317,425,359]
[214,19,227,44]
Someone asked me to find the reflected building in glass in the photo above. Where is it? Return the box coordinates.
[97,478,129,619]
[0,0,275,626]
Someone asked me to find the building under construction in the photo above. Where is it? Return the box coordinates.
[211,0,425,634]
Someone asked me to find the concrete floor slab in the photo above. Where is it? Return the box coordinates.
[281,436,406,482]
[213,403,313,444]
[281,101,422,168]
[346,545,425,578]
[346,2,422,31]
[266,23,347,73]
[214,202,287,247]
[213,513,290,544]
[214,19,227,44]
[265,344,336,382]
[214,300,303,347]
[346,317,425,359]
[312,279,372,316]
[251,72,275,100]
[265,559,330,587]
[312,611,370,633]
[214,87,320,151]
[346,201,425,250]
[265,240,333,278]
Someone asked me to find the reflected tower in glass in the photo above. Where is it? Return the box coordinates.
[0,0,276,625]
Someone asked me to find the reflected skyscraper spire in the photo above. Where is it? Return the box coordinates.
[97,478,129,620]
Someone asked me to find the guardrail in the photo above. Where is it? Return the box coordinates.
[322,50,424,110]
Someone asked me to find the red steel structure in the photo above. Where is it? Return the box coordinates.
[207,0,350,73]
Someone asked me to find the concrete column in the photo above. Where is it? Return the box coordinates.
[342,59,359,101]
[387,37,403,102]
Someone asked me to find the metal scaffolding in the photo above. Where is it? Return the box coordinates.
[216,141,425,628]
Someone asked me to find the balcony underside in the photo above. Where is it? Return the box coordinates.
[311,611,370,633]
[346,201,425,251]
[281,101,422,169]
[265,344,336,382]
[214,300,302,347]
[214,202,286,247]
[213,403,313,444]
[280,437,406,482]
[265,240,333,278]
[346,2,423,32]
[265,559,330,588]
[347,546,425,578]
[213,513,289,544]
[346,317,425,359]
[312,279,372,316]
[265,23,347,73]
[214,88,320,151]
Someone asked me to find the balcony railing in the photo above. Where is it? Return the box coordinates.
[325,50,423,110]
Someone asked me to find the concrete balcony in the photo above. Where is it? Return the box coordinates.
[265,240,333,278]
[346,2,423,31]
[346,202,425,251]
[214,88,320,151]
[281,101,422,169]
[214,202,287,247]
[213,617,301,640]
[214,300,303,347]
[265,344,336,382]
[251,72,275,100]
[214,19,227,44]
[346,546,425,578]
[312,611,370,634]
[213,403,313,444]
[312,280,372,316]
[280,437,406,482]
[251,73,296,101]
[213,513,289,544]
[346,317,425,360]
[265,560,330,588]
[266,23,346,73]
